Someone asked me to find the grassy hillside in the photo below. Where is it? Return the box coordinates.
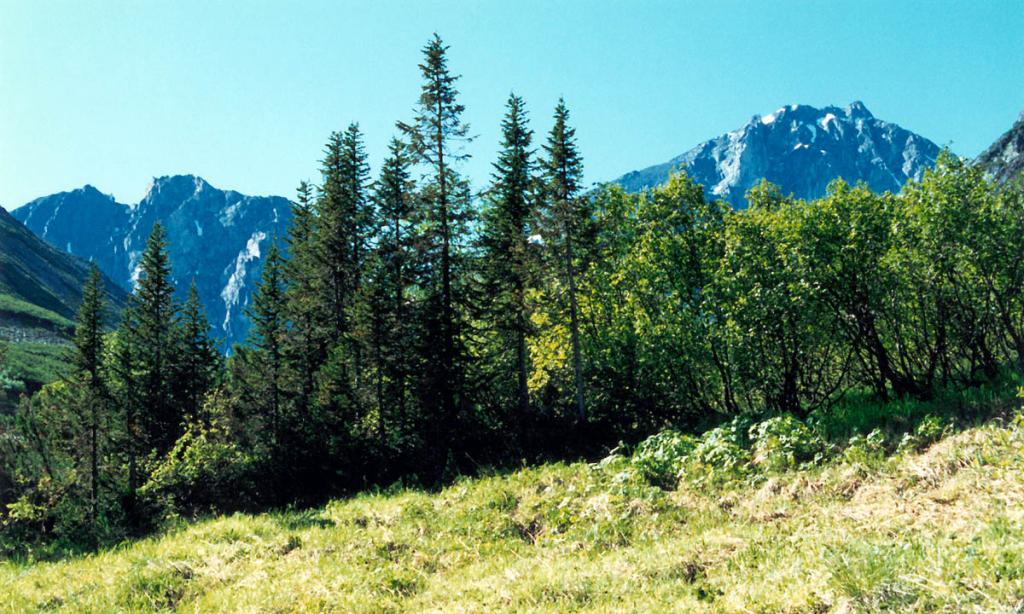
[3,402,1024,612]
[0,208,128,405]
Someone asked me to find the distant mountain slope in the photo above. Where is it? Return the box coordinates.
[12,176,292,348]
[976,110,1024,186]
[1,207,128,404]
[612,102,941,207]
[0,206,126,338]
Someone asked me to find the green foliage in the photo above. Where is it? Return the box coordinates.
[683,418,753,487]
[0,294,73,331]
[748,414,825,471]
[140,392,256,523]
[841,429,888,470]
[896,414,950,454]
[0,342,68,394]
[630,430,697,488]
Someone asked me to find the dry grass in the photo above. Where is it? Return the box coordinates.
[3,419,1024,612]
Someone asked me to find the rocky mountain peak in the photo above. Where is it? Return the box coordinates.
[613,101,939,207]
[12,177,292,349]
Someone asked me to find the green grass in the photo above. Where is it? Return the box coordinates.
[2,342,70,389]
[0,293,73,331]
[4,411,1024,612]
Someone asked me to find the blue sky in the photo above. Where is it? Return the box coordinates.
[1,0,1022,209]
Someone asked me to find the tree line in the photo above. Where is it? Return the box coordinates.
[2,34,1022,550]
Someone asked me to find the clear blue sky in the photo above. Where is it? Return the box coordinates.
[1,0,1022,209]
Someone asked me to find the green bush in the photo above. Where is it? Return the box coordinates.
[842,429,888,469]
[139,396,257,523]
[748,414,825,471]
[631,430,697,488]
[683,418,753,487]
[897,415,950,454]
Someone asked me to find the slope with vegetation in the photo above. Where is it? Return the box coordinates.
[2,381,1023,612]
[0,207,126,405]
[2,36,1024,611]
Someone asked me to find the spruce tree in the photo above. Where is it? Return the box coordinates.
[129,222,180,453]
[541,99,588,420]
[317,124,371,342]
[480,94,536,424]
[398,34,474,470]
[72,264,107,531]
[284,181,325,414]
[248,240,286,442]
[177,280,219,422]
[366,137,416,443]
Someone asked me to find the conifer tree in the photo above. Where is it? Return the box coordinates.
[249,240,286,441]
[284,181,324,414]
[317,124,371,341]
[398,34,474,469]
[541,99,588,420]
[129,222,180,453]
[72,264,107,530]
[177,280,219,422]
[366,137,416,442]
[480,94,536,423]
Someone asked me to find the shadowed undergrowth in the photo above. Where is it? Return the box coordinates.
[3,399,1024,612]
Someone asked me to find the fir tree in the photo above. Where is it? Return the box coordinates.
[541,99,588,420]
[177,280,219,422]
[130,222,180,453]
[248,240,287,442]
[317,124,371,342]
[366,137,417,443]
[398,34,474,470]
[72,264,107,531]
[284,181,325,414]
[479,93,536,424]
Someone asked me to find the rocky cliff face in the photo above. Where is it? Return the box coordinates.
[12,176,291,349]
[975,110,1024,187]
[613,102,941,207]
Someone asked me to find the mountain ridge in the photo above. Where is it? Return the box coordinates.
[975,109,1024,186]
[12,175,292,349]
[612,101,941,207]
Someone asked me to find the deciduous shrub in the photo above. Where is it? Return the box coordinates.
[749,414,825,471]
[631,430,697,488]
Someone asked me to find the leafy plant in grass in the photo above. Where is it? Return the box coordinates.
[631,430,697,488]
[896,414,950,454]
[682,417,753,488]
[748,414,825,471]
[841,429,888,471]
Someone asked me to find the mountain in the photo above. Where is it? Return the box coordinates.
[612,101,941,207]
[1,206,128,403]
[0,205,127,337]
[975,110,1024,186]
[12,176,292,349]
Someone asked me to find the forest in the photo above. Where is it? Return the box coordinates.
[2,34,1023,554]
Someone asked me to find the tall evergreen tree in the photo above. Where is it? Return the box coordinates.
[398,34,474,470]
[72,264,107,531]
[284,181,325,414]
[541,99,588,420]
[480,94,536,424]
[317,124,372,341]
[130,222,180,453]
[248,240,287,442]
[365,138,417,445]
[177,280,219,421]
